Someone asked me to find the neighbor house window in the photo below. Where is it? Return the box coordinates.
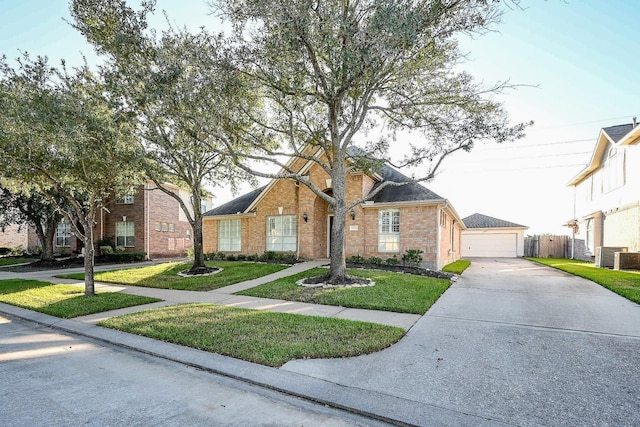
[116,195,135,204]
[56,223,71,247]
[219,219,241,251]
[266,215,297,252]
[378,209,400,252]
[586,219,594,253]
[116,221,135,247]
[201,201,208,213]
[602,147,625,193]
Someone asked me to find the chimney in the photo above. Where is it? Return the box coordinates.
[634,117,638,128]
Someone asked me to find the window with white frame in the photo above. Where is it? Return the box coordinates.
[378,209,400,252]
[116,221,135,247]
[602,147,625,193]
[116,195,135,204]
[219,219,241,251]
[56,223,71,247]
[266,215,297,252]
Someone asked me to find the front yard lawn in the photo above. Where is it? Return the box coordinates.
[0,279,161,318]
[99,303,405,367]
[528,258,640,304]
[237,268,451,314]
[57,261,288,291]
[442,259,471,274]
[0,257,32,267]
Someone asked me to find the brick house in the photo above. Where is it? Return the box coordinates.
[203,159,465,270]
[1,182,212,259]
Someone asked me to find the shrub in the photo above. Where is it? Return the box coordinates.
[247,253,259,262]
[0,247,11,256]
[225,254,237,261]
[366,256,384,265]
[216,251,226,260]
[385,255,399,266]
[204,252,217,261]
[260,251,276,261]
[346,255,365,264]
[402,249,423,267]
[115,246,126,253]
[236,254,247,261]
[186,247,195,259]
[279,253,297,264]
[10,246,25,256]
[96,237,115,250]
[100,245,114,255]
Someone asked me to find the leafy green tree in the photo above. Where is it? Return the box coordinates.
[212,0,531,282]
[70,0,257,273]
[0,55,145,295]
[0,184,65,262]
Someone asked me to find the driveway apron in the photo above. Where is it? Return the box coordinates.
[282,258,640,426]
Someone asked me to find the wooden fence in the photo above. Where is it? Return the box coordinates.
[524,235,571,258]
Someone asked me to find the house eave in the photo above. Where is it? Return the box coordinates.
[619,123,640,146]
[361,199,447,209]
[203,212,257,221]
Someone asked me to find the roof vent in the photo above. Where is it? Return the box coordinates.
[634,117,638,128]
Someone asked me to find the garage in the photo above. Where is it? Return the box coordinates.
[461,213,528,258]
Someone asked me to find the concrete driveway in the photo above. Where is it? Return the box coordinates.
[282,258,640,426]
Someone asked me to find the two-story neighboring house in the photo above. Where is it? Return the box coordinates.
[568,119,640,256]
[1,182,213,259]
[203,152,465,270]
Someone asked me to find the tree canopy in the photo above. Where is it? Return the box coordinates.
[212,0,531,280]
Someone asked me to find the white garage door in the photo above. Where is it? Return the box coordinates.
[462,233,517,258]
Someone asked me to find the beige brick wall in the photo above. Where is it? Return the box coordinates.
[438,210,463,268]
[0,223,28,249]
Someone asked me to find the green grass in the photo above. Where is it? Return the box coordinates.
[99,303,405,367]
[237,268,451,314]
[57,261,288,291]
[528,258,640,304]
[0,279,161,318]
[442,259,471,274]
[0,257,32,266]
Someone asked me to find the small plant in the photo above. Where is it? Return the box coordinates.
[100,245,114,255]
[402,249,423,267]
[186,247,195,259]
[115,246,126,253]
[385,255,399,266]
[10,246,25,256]
[225,254,237,261]
[216,251,226,260]
[236,254,247,261]
[260,251,276,261]
[247,253,259,262]
[366,256,384,265]
[346,255,365,264]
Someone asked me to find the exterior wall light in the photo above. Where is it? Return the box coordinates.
[302,212,308,222]
[350,209,356,221]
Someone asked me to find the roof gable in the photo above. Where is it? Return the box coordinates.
[463,213,527,229]
[370,165,443,203]
[569,122,640,186]
[203,186,265,217]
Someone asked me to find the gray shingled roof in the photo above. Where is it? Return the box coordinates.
[204,163,443,217]
[603,123,633,143]
[463,213,526,229]
[204,186,266,216]
[370,165,443,203]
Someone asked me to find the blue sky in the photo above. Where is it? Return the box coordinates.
[1,0,638,234]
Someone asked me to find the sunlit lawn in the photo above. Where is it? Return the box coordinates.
[0,257,32,267]
[57,261,288,291]
[237,268,451,314]
[442,259,471,274]
[528,258,640,304]
[0,279,160,318]
[100,303,405,367]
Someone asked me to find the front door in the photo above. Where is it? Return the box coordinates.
[327,214,334,257]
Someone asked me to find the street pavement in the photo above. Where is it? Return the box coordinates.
[2,257,640,426]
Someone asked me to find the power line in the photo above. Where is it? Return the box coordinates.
[457,163,585,173]
[528,114,640,132]
[481,138,593,151]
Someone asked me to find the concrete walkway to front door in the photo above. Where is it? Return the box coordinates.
[282,258,640,426]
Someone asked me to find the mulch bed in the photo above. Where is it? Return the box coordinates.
[345,262,453,280]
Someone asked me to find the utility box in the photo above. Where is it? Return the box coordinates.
[595,246,628,268]
[614,252,640,271]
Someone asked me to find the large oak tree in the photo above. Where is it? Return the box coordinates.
[0,55,145,295]
[213,0,530,281]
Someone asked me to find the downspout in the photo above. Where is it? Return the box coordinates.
[571,185,576,259]
[295,181,300,260]
[145,182,150,260]
[436,205,442,270]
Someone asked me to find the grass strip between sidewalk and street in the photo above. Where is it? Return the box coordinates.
[527,257,640,304]
[99,303,406,367]
[56,261,289,291]
[442,259,471,274]
[237,267,451,314]
[0,279,161,318]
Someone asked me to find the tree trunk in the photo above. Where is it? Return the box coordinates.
[328,160,348,281]
[82,212,96,297]
[41,219,57,262]
[190,190,206,271]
